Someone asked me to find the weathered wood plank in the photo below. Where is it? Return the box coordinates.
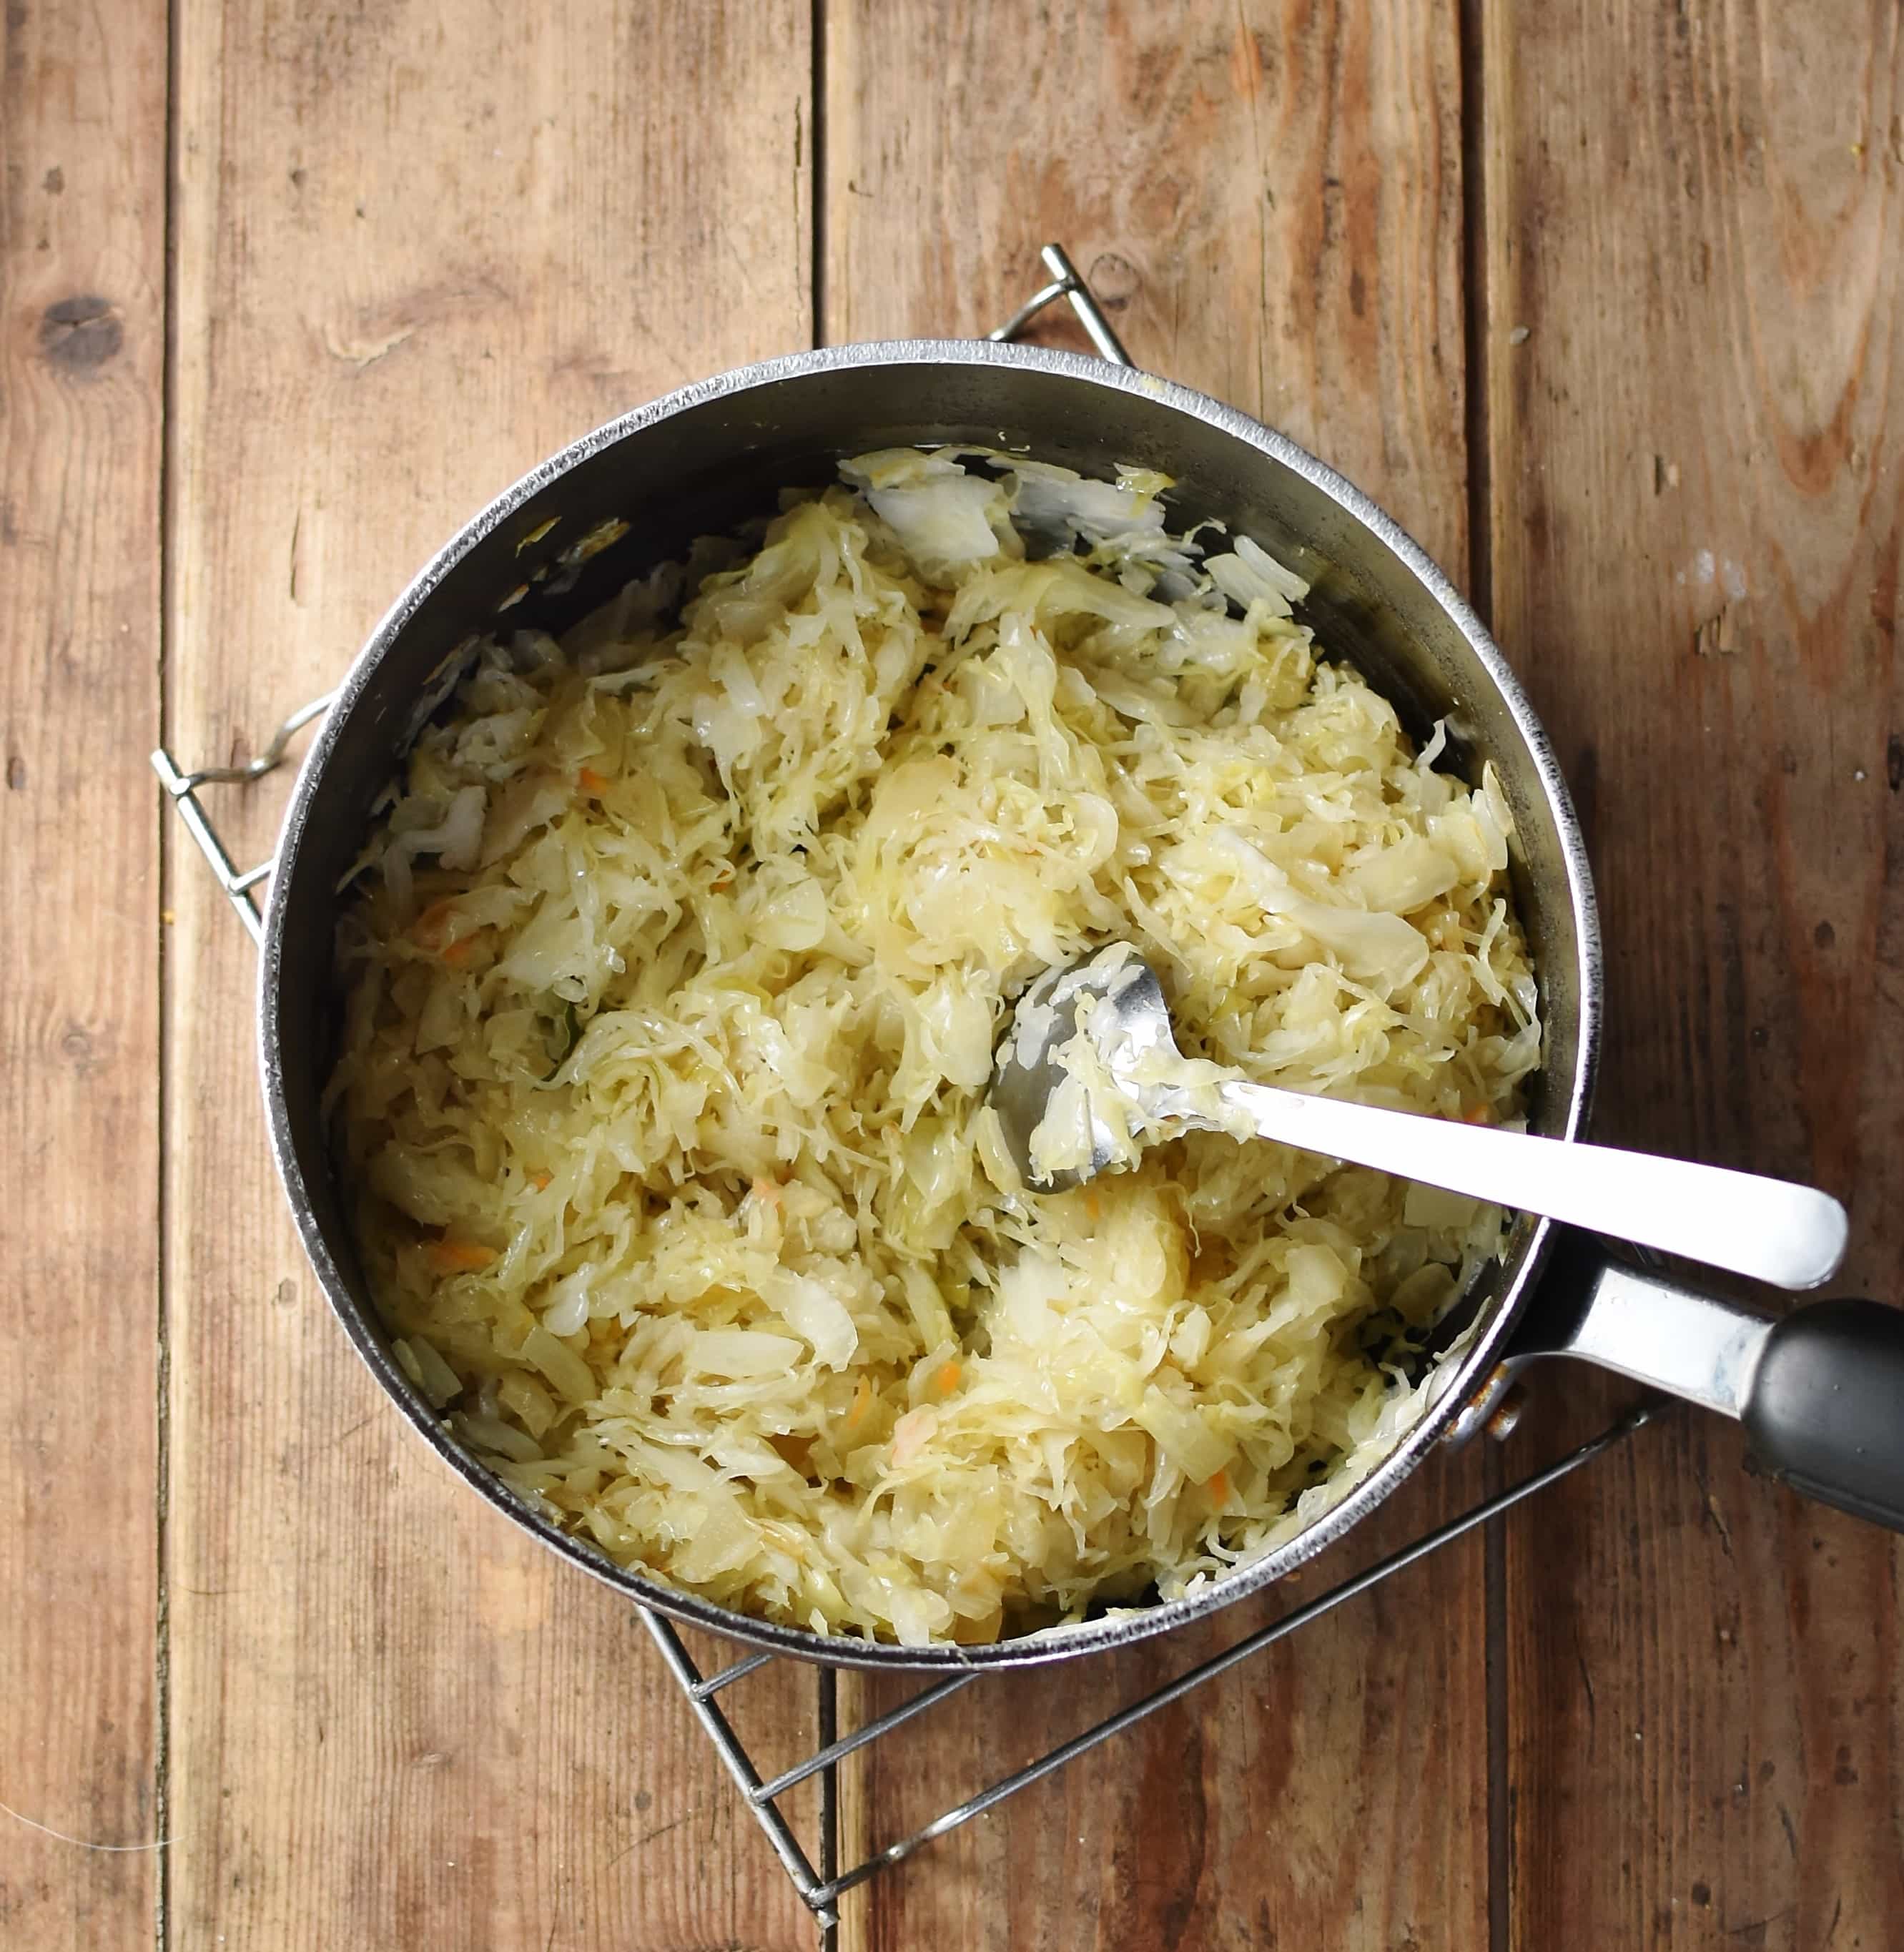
[162,4,819,1945]
[824,5,1487,1945]
[1482,1,1904,1943]
[0,2,165,1946]
[824,0,1470,571]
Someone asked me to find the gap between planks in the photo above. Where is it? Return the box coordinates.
[154,0,189,1943]
[1452,11,1509,1950]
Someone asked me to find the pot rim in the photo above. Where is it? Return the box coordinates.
[260,336,1603,1670]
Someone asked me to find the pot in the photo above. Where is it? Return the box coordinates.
[159,252,1904,1670]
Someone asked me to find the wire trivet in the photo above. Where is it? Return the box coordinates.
[640,1409,1649,1934]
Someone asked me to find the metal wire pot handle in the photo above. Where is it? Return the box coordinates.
[988,242,1133,365]
[151,692,334,944]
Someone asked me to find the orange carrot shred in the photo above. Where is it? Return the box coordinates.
[442,935,477,967]
[1205,1469,1229,1504]
[530,1170,553,1191]
[413,898,458,952]
[426,1237,497,1275]
[844,1374,873,1430]
[936,1360,961,1396]
[578,765,609,794]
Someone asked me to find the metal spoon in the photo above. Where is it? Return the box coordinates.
[988,947,1848,1292]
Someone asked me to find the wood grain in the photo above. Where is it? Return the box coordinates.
[1481,0,1904,1943]
[823,6,1489,1946]
[9,3,1899,1946]
[161,4,819,1946]
[824,0,1469,570]
[0,3,165,1947]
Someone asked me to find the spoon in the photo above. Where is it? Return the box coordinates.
[988,945,1848,1291]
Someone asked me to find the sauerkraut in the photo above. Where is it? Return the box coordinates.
[327,448,1541,1647]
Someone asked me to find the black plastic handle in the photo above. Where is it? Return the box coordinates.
[1740,1299,1904,1531]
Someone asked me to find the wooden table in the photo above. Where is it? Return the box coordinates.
[6,2,1900,1945]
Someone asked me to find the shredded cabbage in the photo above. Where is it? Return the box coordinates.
[328,449,1541,1646]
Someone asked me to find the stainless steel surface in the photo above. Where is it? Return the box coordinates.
[1192,1088,1846,1290]
[1523,1256,1775,1420]
[988,947,1178,1189]
[689,1651,774,1700]
[151,694,336,945]
[1444,1361,1523,1448]
[991,948,1848,1291]
[750,1675,977,1807]
[986,242,1133,365]
[160,690,336,788]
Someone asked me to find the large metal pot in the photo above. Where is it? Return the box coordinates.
[163,255,1904,1672]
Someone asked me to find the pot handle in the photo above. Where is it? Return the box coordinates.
[1499,1231,1904,1531]
[151,691,334,945]
[1739,1302,1904,1529]
[990,243,1133,368]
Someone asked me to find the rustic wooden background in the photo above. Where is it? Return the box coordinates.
[4,0,1900,1946]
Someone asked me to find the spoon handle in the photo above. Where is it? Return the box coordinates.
[1202,1080,1848,1291]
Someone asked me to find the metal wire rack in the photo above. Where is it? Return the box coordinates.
[636,1409,1649,1934]
[152,241,1652,1941]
